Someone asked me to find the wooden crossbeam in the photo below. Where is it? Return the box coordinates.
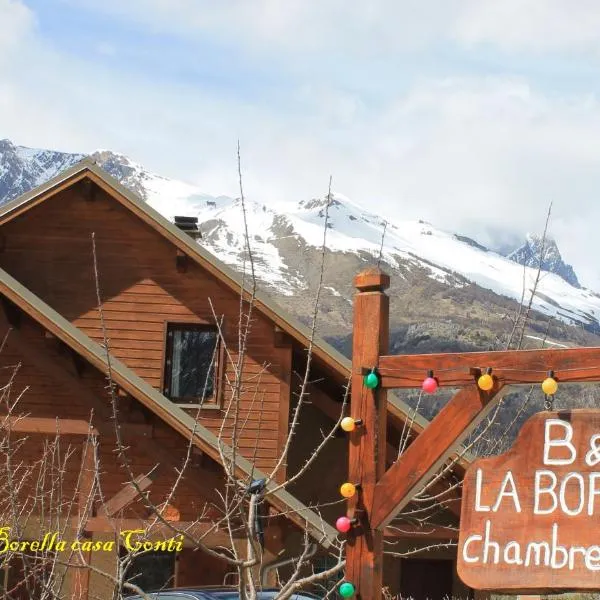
[345,267,600,598]
[0,416,98,436]
[371,383,504,530]
[376,347,600,388]
[98,472,156,517]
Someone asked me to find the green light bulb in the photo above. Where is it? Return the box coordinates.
[364,372,379,389]
[339,581,355,598]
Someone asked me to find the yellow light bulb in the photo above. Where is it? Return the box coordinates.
[340,482,357,499]
[477,373,494,391]
[542,377,558,396]
[341,417,356,432]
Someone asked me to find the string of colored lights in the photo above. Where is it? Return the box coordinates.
[374,364,600,373]
[336,366,561,595]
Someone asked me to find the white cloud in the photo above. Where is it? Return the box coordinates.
[63,0,600,58]
[455,0,600,53]
[0,0,34,60]
[4,1,600,289]
[60,0,464,58]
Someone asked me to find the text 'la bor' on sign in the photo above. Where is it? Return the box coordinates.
[458,409,600,593]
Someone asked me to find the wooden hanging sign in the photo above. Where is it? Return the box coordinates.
[458,409,600,593]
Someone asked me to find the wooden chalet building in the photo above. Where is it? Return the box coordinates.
[0,160,471,599]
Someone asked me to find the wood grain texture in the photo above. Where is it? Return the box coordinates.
[0,185,289,471]
[0,314,225,517]
[0,416,98,436]
[346,268,389,600]
[99,473,155,517]
[458,409,600,593]
[371,383,503,530]
[378,347,600,388]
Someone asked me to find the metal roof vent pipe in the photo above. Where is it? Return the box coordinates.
[173,216,201,240]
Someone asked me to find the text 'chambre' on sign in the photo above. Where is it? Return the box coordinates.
[457,411,600,591]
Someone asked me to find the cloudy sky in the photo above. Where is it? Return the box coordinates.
[3,1,600,287]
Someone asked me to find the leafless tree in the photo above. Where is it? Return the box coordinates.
[0,146,351,599]
[383,201,566,572]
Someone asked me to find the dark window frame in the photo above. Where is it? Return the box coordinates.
[162,322,224,406]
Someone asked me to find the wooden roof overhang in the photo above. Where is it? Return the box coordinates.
[0,265,339,547]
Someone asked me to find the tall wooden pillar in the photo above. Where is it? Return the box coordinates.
[346,267,389,600]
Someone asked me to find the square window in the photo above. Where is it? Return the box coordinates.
[164,324,220,404]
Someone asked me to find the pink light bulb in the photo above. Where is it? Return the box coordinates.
[336,516,352,533]
[422,376,438,394]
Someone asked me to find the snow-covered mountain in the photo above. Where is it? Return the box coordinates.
[507,233,580,289]
[1,139,599,338]
[0,139,85,200]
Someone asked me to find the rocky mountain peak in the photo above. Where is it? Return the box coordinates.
[0,139,16,153]
[507,233,580,288]
[89,150,150,200]
[0,140,84,203]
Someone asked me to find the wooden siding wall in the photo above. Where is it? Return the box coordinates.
[0,311,221,521]
[286,381,348,525]
[0,183,288,473]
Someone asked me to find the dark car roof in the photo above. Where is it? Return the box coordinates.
[126,588,320,599]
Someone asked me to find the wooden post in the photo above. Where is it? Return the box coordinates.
[346,267,389,600]
[72,437,95,600]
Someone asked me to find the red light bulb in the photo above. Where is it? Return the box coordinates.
[336,516,352,533]
[422,370,438,394]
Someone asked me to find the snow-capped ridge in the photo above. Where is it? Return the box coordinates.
[0,139,597,332]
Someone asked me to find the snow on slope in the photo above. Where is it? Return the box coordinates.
[289,193,600,328]
[142,167,600,330]
[13,146,85,187]
[144,175,304,294]
[2,140,598,330]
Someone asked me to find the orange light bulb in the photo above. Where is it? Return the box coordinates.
[341,417,357,432]
[340,482,357,498]
[478,373,494,391]
[542,377,558,396]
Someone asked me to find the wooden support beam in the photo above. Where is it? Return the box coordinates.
[0,416,98,436]
[371,383,504,530]
[384,523,459,540]
[98,472,156,517]
[377,346,600,388]
[346,268,389,600]
[72,438,95,600]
